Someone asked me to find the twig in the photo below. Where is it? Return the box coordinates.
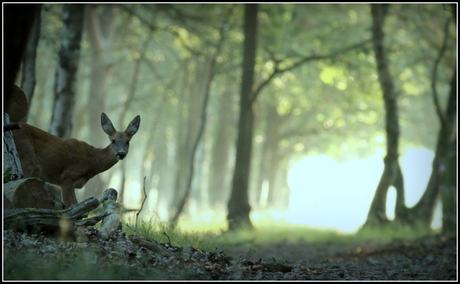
[135,176,148,232]
[163,232,171,245]
[129,235,175,256]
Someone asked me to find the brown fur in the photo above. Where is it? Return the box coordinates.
[12,114,140,207]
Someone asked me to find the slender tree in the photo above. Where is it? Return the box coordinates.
[363,4,405,227]
[49,4,84,138]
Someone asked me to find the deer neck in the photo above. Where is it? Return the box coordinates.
[93,144,119,174]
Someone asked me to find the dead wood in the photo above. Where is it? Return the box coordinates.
[4,177,64,210]
[129,235,175,257]
[3,197,100,234]
[98,188,122,239]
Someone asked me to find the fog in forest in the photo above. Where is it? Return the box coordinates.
[7,3,456,233]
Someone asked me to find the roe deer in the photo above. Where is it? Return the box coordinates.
[12,113,141,207]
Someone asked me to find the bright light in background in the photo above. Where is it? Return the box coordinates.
[286,147,436,233]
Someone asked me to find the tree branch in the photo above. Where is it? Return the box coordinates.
[251,39,372,104]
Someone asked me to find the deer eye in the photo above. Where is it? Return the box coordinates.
[111,140,116,144]
[126,141,130,146]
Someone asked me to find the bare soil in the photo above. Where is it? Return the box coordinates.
[2,228,457,280]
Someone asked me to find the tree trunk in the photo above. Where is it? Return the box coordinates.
[441,138,456,235]
[364,4,403,228]
[49,4,84,138]
[227,4,258,231]
[410,67,456,227]
[3,4,40,109]
[20,5,41,118]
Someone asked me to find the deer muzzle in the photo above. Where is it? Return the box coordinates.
[116,152,126,160]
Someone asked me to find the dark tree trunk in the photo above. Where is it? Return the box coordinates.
[20,5,42,118]
[401,15,456,229]
[364,4,404,228]
[441,8,456,235]
[410,67,456,227]
[227,4,258,231]
[3,4,40,108]
[441,138,456,235]
[49,4,84,138]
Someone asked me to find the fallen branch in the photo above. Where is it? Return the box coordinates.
[129,235,175,257]
[3,197,100,234]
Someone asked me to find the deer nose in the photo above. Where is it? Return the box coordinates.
[116,152,126,160]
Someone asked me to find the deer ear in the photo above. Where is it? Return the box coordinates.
[101,113,117,135]
[125,115,140,137]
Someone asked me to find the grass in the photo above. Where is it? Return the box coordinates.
[122,208,438,253]
[122,214,221,252]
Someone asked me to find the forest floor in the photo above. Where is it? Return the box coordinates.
[3,227,457,281]
[223,233,457,280]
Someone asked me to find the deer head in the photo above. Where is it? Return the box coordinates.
[101,112,141,161]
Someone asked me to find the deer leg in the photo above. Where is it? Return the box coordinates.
[62,186,78,208]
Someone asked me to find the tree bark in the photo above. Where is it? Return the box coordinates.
[49,4,84,138]
[227,4,258,231]
[364,4,403,227]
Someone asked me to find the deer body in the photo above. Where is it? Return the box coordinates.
[12,113,141,207]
